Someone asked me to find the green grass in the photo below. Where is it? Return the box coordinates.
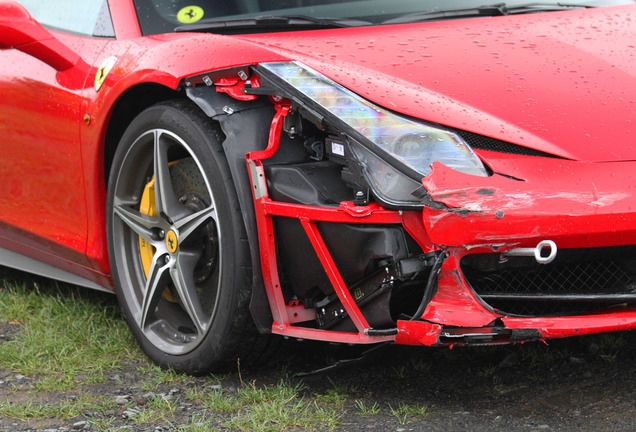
[314,380,356,407]
[354,399,380,416]
[127,395,178,424]
[134,363,190,392]
[0,275,139,391]
[0,272,345,429]
[0,394,116,420]
[1,267,632,430]
[187,380,342,431]
[388,402,428,425]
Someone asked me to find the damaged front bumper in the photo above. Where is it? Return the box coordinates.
[397,152,636,346]
[257,130,636,346]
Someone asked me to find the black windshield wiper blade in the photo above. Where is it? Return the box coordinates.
[383,4,508,24]
[503,2,593,13]
[176,15,371,33]
[382,3,591,25]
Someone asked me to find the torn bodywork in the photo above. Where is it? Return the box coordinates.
[185,63,636,349]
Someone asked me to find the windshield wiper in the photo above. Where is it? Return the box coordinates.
[382,3,592,25]
[175,15,372,33]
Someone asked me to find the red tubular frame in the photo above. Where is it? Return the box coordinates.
[246,104,400,343]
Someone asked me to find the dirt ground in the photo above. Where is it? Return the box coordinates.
[1,319,635,431]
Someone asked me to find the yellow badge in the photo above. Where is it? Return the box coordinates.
[94,56,117,92]
[177,6,204,24]
[166,230,178,254]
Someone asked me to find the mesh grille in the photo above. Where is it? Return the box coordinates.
[462,256,636,316]
[456,130,560,158]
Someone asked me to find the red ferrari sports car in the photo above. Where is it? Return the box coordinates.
[1,0,635,373]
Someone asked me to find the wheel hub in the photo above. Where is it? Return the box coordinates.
[165,229,178,253]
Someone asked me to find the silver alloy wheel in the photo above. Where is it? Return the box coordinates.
[111,128,222,355]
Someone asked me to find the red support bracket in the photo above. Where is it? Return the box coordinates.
[300,217,370,332]
[246,104,401,344]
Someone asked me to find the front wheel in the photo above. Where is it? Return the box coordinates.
[107,100,260,373]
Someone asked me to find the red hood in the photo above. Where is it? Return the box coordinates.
[240,5,636,162]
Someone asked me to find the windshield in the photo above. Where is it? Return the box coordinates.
[133,0,633,35]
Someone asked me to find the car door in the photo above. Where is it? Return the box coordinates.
[0,0,113,267]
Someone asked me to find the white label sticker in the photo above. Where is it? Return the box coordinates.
[331,142,345,156]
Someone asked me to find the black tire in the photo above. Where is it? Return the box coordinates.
[106,100,261,373]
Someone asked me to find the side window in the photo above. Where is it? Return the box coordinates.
[17,0,115,37]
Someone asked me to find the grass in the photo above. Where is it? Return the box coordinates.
[126,395,178,424]
[315,380,356,407]
[0,395,116,420]
[0,271,348,430]
[388,402,428,424]
[134,364,190,392]
[0,275,139,391]
[1,267,634,430]
[354,399,380,416]
[186,380,342,431]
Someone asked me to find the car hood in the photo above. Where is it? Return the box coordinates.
[239,5,636,162]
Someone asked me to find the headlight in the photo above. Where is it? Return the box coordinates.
[260,62,488,205]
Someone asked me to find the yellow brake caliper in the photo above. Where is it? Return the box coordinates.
[139,177,178,302]
[138,177,156,277]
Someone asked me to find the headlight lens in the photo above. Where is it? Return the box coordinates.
[261,62,488,204]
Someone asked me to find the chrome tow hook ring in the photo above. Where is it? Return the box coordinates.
[502,240,557,265]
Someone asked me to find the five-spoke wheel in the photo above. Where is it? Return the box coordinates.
[107,101,256,373]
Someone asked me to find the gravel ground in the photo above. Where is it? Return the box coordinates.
[1,320,635,431]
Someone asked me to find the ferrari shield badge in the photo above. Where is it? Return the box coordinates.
[177,6,204,23]
[94,56,118,92]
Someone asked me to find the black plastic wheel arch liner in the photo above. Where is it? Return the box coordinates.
[187,86,275,333]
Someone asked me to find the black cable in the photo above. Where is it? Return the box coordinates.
[410,248,448,321]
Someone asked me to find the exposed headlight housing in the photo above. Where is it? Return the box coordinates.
[260,62,488,206]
